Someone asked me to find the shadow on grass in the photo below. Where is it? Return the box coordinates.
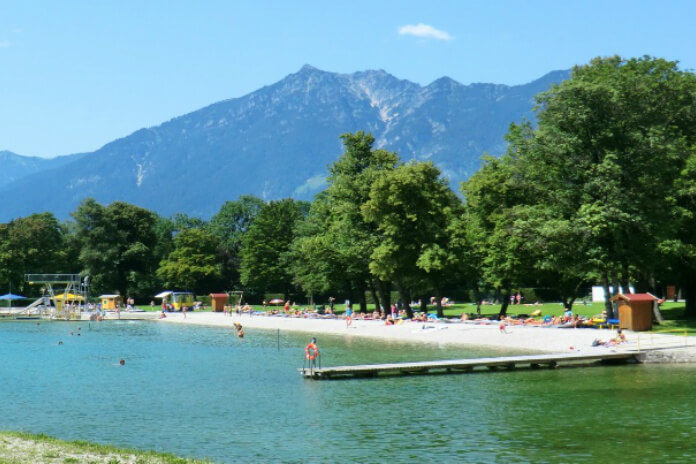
[654,304,696,334]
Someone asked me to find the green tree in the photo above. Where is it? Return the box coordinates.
[363,161,464,317]
[0,213,64,295]
[461,154,536,316]
[156,228,221,292]
[288,192,350,300]
[497,56,696,314]
[321,131,399,311]
[208,195,264,288]
[72,199,161,300]
[239,199,308,298]
[662,151,696,315]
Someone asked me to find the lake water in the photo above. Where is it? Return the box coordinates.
[1,320,695,463]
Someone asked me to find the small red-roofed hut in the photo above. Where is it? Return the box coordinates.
[610,293,658,331]
[209,293,228,312]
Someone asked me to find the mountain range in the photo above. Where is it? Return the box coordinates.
[0,65,570,222]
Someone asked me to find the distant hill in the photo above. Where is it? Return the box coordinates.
[0,65,569,221]
[0,150,85,190]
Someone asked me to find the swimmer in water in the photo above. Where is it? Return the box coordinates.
[58,341,63,345]
[119,359,125,366]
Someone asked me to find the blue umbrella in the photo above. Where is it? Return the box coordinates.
[0,293,26,300]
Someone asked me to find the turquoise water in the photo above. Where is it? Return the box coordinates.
[1,320,696,463]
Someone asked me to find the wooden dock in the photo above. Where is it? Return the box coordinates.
[299,351,643,379]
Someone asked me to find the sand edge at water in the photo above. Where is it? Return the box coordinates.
[157,311,696,360]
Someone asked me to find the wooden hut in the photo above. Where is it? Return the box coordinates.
[209,293,228,312]
[610,293,658,331]
[99,294,122,310]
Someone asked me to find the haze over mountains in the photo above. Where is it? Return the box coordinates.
[0,65,569,222]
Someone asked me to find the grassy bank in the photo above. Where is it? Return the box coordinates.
[0,431,211,464]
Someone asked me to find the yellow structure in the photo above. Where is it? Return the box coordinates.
[53,293,85,302]
[99,294,122,310]
[53,293,85,317]
[155,291,194,311]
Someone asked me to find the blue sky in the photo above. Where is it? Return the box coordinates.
[1,0,695,158]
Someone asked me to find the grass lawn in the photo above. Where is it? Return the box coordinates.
[0,431,211,463]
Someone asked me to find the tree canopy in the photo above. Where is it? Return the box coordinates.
[2,55,696,317]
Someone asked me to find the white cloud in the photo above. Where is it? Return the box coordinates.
[398,23,452,41]
[0,40,10,48]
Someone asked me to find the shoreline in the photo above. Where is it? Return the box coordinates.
[0,431,209,464]
[157,311,696,358]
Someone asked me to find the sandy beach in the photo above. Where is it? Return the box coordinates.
[157,311,696,358]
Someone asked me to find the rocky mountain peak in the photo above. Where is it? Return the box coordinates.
[0,67,570,221]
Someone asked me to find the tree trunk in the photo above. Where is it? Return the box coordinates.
[375,278,390,314]
[684,276,696,319]
[499,291,511,318]
[397,284,413,319]
[602,273,613,317]
[359,285,368,314]
[435,288,444,318]
[561,295,569,310]
[349,282,359,313]
[564,281,583,311]
[419,295,427,313]
[473,286,482,315]
[565,297,576,311]
[369,284,380,313]
[621,272,630,294]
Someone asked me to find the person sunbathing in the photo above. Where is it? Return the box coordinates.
[593,330,626,347]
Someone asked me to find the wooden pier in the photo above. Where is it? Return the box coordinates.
[299,351,643,380]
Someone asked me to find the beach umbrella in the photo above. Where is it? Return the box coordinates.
[269,298,284,305]
[0,293,27,309]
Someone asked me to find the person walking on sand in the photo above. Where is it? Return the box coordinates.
[345,303,353,327]
[182,305,187,319]
[499,315,509,334]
